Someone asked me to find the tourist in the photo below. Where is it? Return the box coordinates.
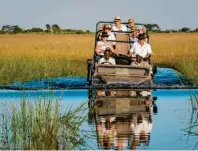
[112,16,127,32]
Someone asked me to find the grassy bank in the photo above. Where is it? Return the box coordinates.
[0,33,197,84]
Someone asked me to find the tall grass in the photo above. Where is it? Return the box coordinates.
[1,97,88,150]
[181,90,198,150]
[151,33,198,83]
[0,34,94,84]
[0,33,197,84]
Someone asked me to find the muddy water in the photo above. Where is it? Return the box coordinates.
[0,89,197,150]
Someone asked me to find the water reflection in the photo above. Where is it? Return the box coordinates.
[89,89,158,150]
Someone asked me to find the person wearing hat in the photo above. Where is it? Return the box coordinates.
[130,26,139,46]
[98,49,116,65]
[129,26,140,58]
[127,18,147,34]
[112,16,127,32]
[95,32,116,56]
[130,34,152,59]
[103,24,116,46]
[127,18,135,31]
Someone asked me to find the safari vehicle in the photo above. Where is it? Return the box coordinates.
[87,21,157,86]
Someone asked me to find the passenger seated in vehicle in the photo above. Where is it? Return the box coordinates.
[130,26,139,45]
[98,49,116,65]
[112,16,127,32]
[127,18,147,33]
[127,18,135,31]
[95,32,116,57]
[129,34,152,59]
[103,24,116,46]
[131,55,152,74]
[139,25,147,34]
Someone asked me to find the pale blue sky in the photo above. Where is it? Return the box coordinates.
[0,0,197,31]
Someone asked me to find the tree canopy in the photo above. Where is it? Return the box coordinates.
[0,23,198,34]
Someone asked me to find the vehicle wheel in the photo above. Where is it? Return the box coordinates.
[153,65,157,75]
[87,59,93,85]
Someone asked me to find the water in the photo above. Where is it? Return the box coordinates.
[0,68,194,90]
[0,89,198,150]
[0,68,197,150]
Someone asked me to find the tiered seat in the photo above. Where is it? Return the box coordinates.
[115,33,130,55]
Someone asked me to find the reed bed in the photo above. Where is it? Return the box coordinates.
[0,97,88,150]
[184,90,198,149]
[0,33,197,84]
[151,33,198,83]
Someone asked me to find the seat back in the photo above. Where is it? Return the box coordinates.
[115,34,130,55]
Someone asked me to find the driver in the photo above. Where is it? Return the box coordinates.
[98,49,116,65]
[112,16,127,32]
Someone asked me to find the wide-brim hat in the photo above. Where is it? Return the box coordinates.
[103,24,112,30]
[138,33,147,40]
[114,16,121,21]
[101,32,109,37]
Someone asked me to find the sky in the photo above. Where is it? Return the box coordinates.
[0,0,198,31]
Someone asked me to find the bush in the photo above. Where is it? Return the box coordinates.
[0,30,6,34]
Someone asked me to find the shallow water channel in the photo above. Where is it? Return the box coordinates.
[0,68,197,150]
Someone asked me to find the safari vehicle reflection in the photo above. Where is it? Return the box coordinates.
[88,89,158,150]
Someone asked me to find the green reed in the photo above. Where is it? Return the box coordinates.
[1,97,87,150]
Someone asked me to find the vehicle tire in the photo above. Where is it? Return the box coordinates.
[87,59,93,85]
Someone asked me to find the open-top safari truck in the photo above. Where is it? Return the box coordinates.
[87,21,157,87]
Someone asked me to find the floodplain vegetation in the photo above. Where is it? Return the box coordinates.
[0,98,89,150]
[0,33,197,84]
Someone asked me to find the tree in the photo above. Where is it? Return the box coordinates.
[12,25,23,34]
[30,27,44,33]
[144,24,161,32]
[0,30,6,34]
[46,24,51,33]
[152,24,161,31]
[52,24,61,33]
[1,25,13,33]
[180,27,191,32]
[193,28,198,32]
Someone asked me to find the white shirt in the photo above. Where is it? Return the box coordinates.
[130,42,152,58]
[112,24,127,32]
[107,32,116,45]
[130,41,139,57]
[130,37,138,47]
[96,41,110,55]
[134,120,153,135]
[98,57,116,65]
